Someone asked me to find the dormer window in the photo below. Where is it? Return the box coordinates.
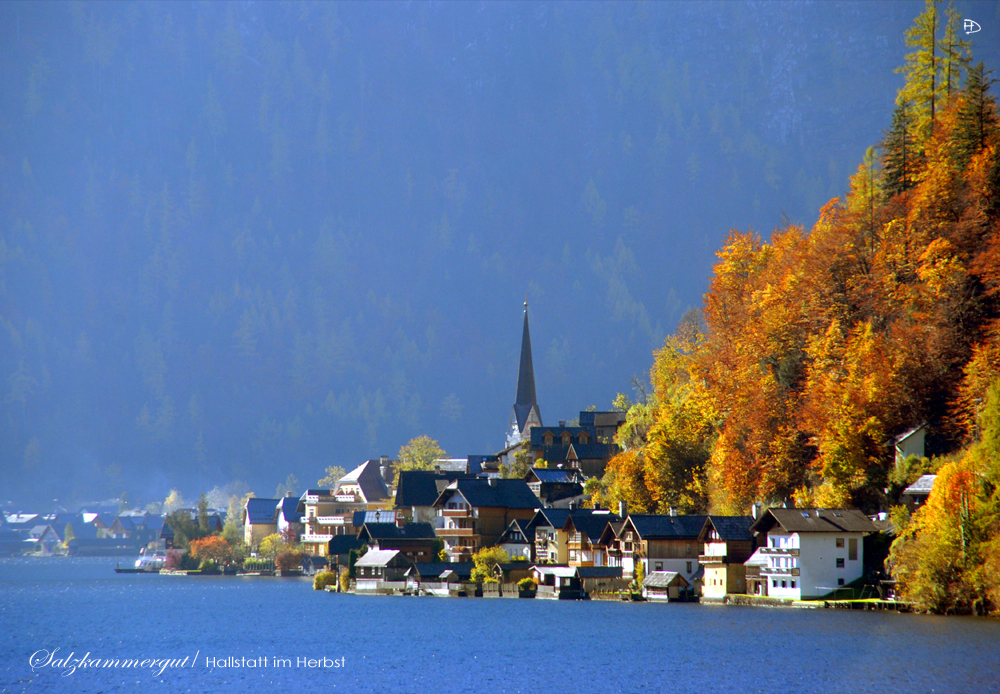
[561,432,571,445]
[579,432,589,444]
[544,432,554,445]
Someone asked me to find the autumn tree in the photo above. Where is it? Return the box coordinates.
[317,465,346,488]
[395,435,446,483]
[470,546,510,584]
[897,0,941,143]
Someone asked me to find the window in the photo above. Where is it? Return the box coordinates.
[686,543,692,556]
[791,580,796,588]
[836,558,845,568]
[655,562,663,571]
[836,538,845,548]
[772,579,778,588]
[838,578,845,586]
[781,580,786,588]
[848,538,858,561]
[686,561,692,573]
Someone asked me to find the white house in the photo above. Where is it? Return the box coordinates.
[895,424,927,463]
[748,508,876,600]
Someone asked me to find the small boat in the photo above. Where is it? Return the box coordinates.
[125,548,167,572]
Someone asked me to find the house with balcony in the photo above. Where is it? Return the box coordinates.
[529,508,571,564]
[606,513,708,589]
[298,460,392,556]
[394,470,478,526]
[697,516,757,599]
[564,510,620,567]
[748,508,877,600]
[431,478,541,561]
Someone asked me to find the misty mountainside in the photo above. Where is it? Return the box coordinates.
[2,1,996,505]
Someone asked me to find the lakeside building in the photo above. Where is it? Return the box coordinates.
[432,478,541,561]
[697,516,757,599]
[298,460,391,556]
[606,513,708,590]
[748,508,877,600]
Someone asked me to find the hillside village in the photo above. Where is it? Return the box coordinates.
[2,305,925,606]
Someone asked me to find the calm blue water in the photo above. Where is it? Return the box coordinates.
[1,557,999,693]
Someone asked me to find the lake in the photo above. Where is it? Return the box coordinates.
[1,557,998,693]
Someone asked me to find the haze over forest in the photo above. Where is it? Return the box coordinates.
[2,1,998,507]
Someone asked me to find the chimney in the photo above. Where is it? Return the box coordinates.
[569,500,577,511]
[434,465,441,474]
[618,500,628,518]
[559,420,566,428]
[488,477,497,487]
[751,502,762,519]
[669,506,678,517]
[285,491,293,497]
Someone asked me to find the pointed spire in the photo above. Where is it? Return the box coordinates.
[515,302,537,408]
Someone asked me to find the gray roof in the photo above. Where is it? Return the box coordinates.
[903,474,936,496]
[338,460,390,502]
[245,498,281,525]
[642,571,689,588]
[395,471,477,508]
[895,424,927,444]
[525,468,582,484]
[627,514,709,540]
[354,549,402,567]
[750,508,877,535]
[435,479,542,510]
[358,522,436,541]
[699,516,755,542]
[407,562,474,581]
[352,510,396,527]
[276,497,303,523]
[562,511,621,543]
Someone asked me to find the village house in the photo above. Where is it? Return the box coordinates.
[697,516,757,599]
[748,508,877,600]
[497,518,533,560]
[642,571,690,601]
[432,478,541,561]
[564,510,620,567]
[606,513,708,589]
[523,467,585,507]
[299,460,392,556]
[901,474,936,510]
[243,497,280,547]
[354,549,413,592]
[394,470,478,526]
[528,422,619,478]
[275,494,304,540]
[356,521,438,562]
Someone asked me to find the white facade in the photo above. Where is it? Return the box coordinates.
[761,531,865,600]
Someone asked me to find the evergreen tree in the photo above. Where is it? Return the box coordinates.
[955,62,998,169]
[939,3,971,102]
[883,100,920,195]
[896,0,941,143]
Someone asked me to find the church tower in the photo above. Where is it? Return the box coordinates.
[506,301,542,448]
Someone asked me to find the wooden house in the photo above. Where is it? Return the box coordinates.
[432,478,541,561]
[697,516,757,598]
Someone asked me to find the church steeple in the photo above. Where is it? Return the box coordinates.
[507,301,541,447]
[515,300,537,409]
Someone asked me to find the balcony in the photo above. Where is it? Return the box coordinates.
[441,508,473,518]
[302,532,334,543]
[335,494,359,503]
[436,527,476,537]
[759,547,799,556]
[698,553,729,564]
[760,566,800,576]
[314,515,351,526]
